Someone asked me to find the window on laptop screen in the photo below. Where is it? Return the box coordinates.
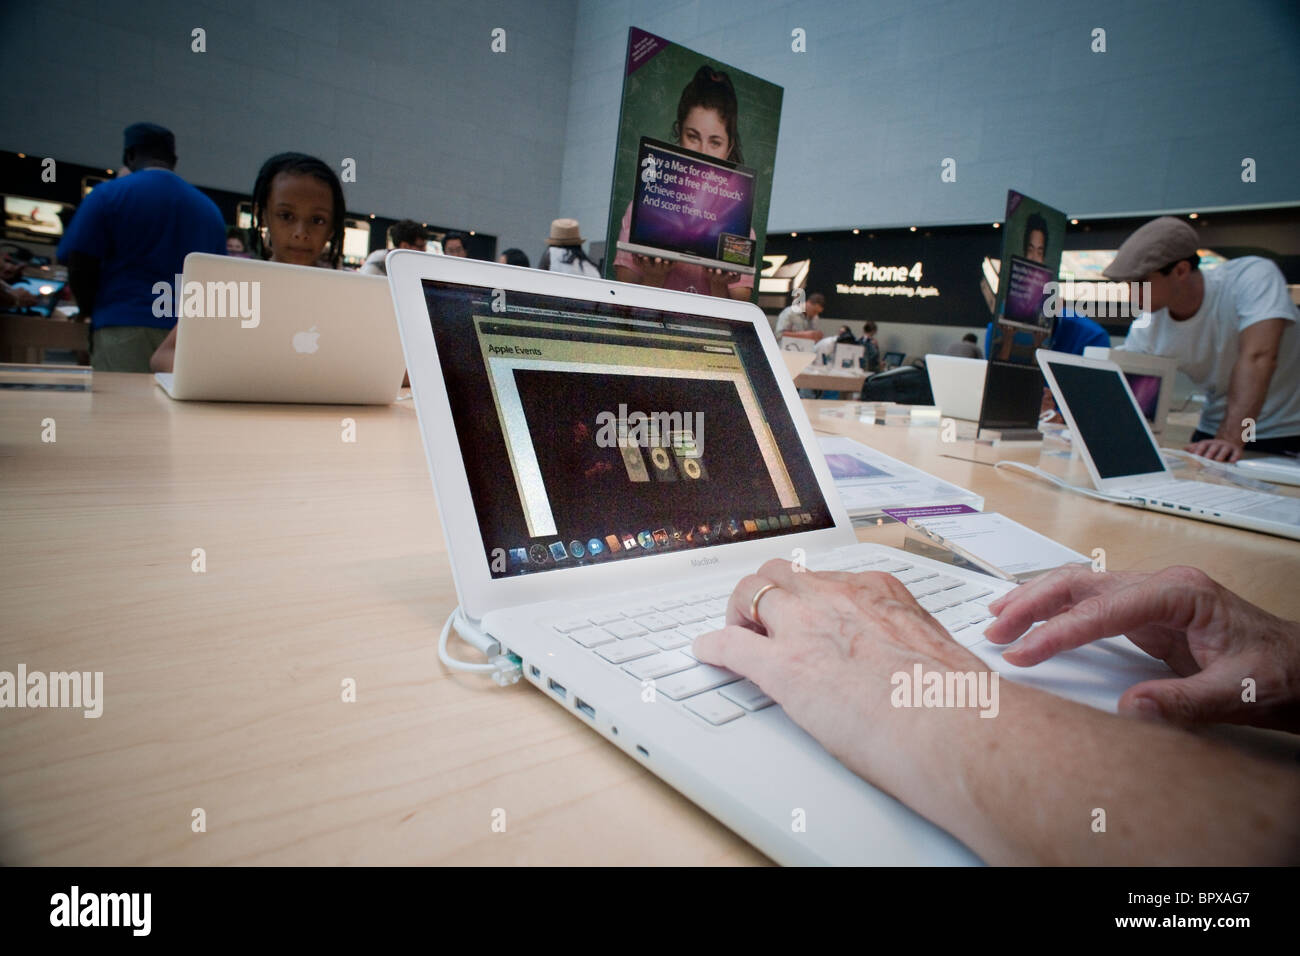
[421,280,834,577]
[1047,361,1166,479]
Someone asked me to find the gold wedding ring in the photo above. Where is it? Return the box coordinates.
[749,583,780,628]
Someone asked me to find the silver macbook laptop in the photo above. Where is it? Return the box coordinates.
[925,354,986,421]
[387,251,1172,865]
[1038,350,1300,540]
[155,253,405,404]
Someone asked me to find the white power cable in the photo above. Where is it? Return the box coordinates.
[437,606,523,685]
[992,460,1142,506]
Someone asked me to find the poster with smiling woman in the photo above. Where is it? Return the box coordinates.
[604,27,783,303]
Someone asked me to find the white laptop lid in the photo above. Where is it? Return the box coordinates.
[167,253,405,404]
[832,343,865,371]
[924,354,987,421]
[779,350,816,378]
[1036,350,1170,494]
[386,249,856,620]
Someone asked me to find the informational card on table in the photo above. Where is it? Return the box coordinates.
[817,435,983,520]
[899,510,1088,580]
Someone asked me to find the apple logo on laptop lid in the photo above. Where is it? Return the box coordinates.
[293,326,320,354]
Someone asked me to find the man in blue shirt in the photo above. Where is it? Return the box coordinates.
[984,310,1111,362]
[59,123,225,372]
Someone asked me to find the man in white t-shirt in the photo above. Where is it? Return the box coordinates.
[1104,216,1300,462]
[360,219,427,275]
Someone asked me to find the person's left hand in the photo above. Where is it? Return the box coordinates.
[1186,437,1244,463]
[692,559,988,786]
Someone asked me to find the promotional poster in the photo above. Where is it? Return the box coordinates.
[992,190,1069,331]
[604,27,783,303]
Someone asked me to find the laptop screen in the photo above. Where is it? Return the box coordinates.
[1046,360,1166,479]
[1123,371,1162,422]
[629,138,756,268]
[420,279,834,578]
[9,276,66,316]
[978,361,1043,430]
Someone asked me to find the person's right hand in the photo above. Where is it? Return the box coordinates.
[984,565,1300,732]
[633,254,673,286]
[10,288,37,308]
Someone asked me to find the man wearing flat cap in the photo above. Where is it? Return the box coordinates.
[59,122,225,372]
[1106,216,1300,462]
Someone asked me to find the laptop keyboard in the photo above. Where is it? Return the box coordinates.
[546,554,999,727]
[1139,479,1300,525]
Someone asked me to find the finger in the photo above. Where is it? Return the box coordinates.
[1226,446,1242,464]
[692,624,780,688]
[985,565,1108,644]
[1118,667,1240,727]
[725,573,771,630]
[753,557,893,601]
[1002,577,1194,667]
[724,572,802,635]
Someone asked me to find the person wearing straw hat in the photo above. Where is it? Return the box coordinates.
[539,219,601,278]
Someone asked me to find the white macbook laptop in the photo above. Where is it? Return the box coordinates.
[924,354,986,422]
[386,251,1172,865]
[1038,350,1300,540]
[155,253,405,404]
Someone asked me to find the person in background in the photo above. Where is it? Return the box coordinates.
[944,332,983,359]
[150,152,346,373]
[1105,216,1300,462]
[442,231,469,258]
[614,65,755,300]
[859,320,883,372]
[985,309,1109,361]
[360,219,427,275]
[815,323,860,367]
[775,292,824,341]
[225,227,252,257]
[538,219,601,278]
[497,248,530,268]
[57,122,225,372]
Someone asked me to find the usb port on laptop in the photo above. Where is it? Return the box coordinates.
[547,678,566,700]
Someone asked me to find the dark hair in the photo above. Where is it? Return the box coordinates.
[225,225,248,245]
[442,231,470,253]
[1024,213,1048,254]
[806,292,825,306]
[962,332,977,343]
[251,152,346,269]
[672,65,744,164]
[499,247,530,268]
[1157,253,1200,275]
[124,143,176,171]
[863,321,878,334]
[389,219,425,247]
